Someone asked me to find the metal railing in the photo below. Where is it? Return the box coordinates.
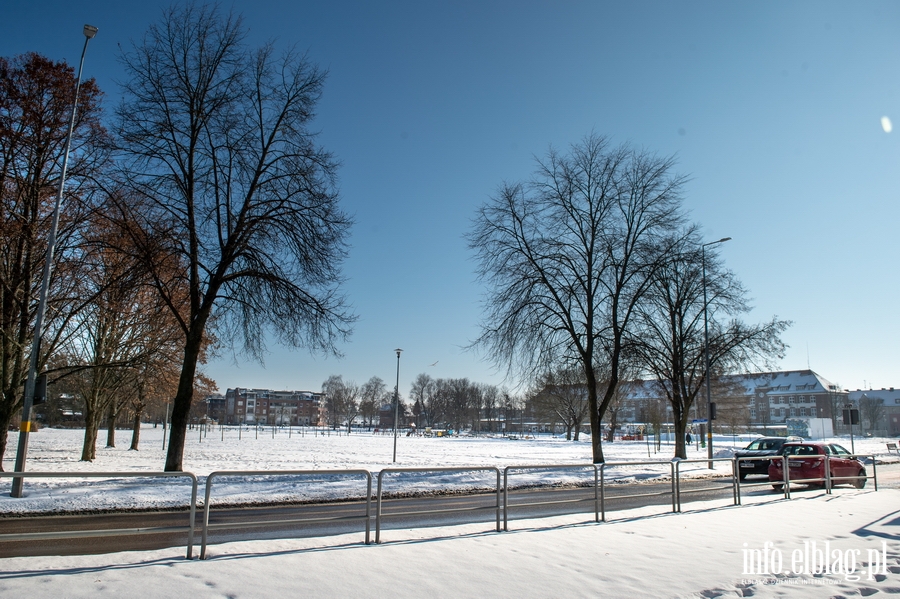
[674,458,738,512]
[599,460,677,521]
[502,464,599,530]
[0,471,198,559]
[2,455,880,558]
[734,455,789,502]
[375,466,502,543]
[200,469,372,559]
[766,453,875,496]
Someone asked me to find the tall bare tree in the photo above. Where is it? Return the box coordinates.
[359,376,386,429]
[115,4,354,471]
[0,52,107,467]
[631,230,789,458]
[322,375,360,432]
[469,133,686,462]
[857,393,885,435]
[531,367,590,440]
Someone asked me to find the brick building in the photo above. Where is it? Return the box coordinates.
[224,388,324,425]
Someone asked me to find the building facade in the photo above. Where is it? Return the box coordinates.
[618,370,851,432]
[847,388,900,436]
[224,388,324,426]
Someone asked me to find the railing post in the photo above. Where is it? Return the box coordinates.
[376,471,385,544]
[782,456,791,500]
[872,456,878,491]
[495,467,502,532]
[365,472,372,545]
[200,472,216,559]
[599,464,606,522]
[503,467,509,532]
[186,473,198,559]
[673,460,681,513]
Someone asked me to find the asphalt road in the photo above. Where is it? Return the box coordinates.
[2,463,896,559]
[0,476,777,558]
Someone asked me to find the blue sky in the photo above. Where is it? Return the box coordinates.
[4,1,899,397]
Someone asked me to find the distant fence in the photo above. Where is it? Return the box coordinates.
[1,455,879,560]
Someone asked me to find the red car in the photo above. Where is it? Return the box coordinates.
[768,442,866,491]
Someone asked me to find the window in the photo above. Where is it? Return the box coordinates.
[800,408,808,417]
[788,396,794,403]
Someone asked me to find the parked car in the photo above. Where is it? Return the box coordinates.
[768,442,866,491]
[734,436,802,479]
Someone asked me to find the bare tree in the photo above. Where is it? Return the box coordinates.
[0,52,107,467]
[359,376,385,429]
[480,383,500,432]
[408,373,433,427]
[858,393,885,435]
[531,367,590,440]
[322,375,360,432]
[469,133,686,462]
[712,377,751,440]
[631,230,789,458]
[114,4,354,471]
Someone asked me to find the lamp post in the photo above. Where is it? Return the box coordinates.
[11,24,98,497]
[392,348,403,463]
[702,237,731,467]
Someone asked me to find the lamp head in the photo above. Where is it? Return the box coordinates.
[83,24,98,39]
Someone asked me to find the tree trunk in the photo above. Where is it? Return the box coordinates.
[82,408,100,461]
[586,367,605,463]
[165,322,207,471]
[0,402,13,472]
[672,404,688,459]
[106,399,117,448]
[130,408,142,450]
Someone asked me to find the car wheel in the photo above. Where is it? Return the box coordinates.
[854,469,867,489]
[772,483,783,492]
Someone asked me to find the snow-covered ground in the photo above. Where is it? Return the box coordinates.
[1,425,898,513]
[1,482,898,598]
[1,426,899,598]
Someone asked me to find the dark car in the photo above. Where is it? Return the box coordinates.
[734,436,802,479]
[768,442,866,491]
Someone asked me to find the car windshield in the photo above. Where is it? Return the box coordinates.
[746,439,780,451]
[783,445,819,456]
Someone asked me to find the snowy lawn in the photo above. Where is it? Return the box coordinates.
[1,426,898,513]
[0,487,897,598]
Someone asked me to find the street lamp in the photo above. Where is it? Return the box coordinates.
[392,348,403,463]
[12,24,98,498]
[702,237,731,467]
